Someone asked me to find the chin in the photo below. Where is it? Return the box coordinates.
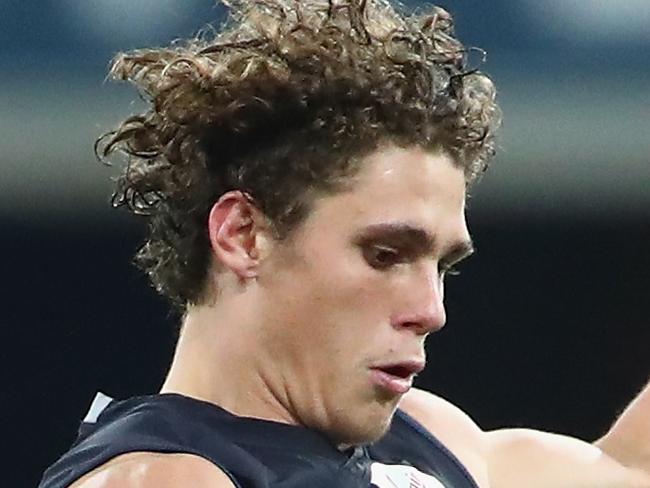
[328,395,400,446]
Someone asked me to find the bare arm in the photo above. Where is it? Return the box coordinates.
[596,380,650,472]
[70,452,236,488]
[486,428,650,488]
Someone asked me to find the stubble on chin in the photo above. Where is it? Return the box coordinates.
[331,393,401,446]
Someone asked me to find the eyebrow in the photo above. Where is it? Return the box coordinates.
[353,222,475,264]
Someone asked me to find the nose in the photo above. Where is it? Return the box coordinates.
[391,264,447,335]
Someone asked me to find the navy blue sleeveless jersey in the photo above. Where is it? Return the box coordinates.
[39,393,479,488]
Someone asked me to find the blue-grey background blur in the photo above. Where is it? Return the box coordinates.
[2,1,648,486]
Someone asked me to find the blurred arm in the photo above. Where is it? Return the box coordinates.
[486,428,650,488]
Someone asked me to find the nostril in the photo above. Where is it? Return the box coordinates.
[392,312,445,334]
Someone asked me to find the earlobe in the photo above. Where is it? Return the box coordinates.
[207,191,267,280]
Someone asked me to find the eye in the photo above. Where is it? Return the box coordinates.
[363,245,402,270]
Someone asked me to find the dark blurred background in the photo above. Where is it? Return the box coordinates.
[2,1,649,486]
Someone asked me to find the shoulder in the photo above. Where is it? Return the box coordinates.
[69,452,237,488]
[399,387,485,451]
[399,389,650,487]
[399,388,488,484]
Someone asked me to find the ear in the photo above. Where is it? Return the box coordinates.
[207,191,272,280]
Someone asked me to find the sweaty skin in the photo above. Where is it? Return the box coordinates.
[71,145,650,488]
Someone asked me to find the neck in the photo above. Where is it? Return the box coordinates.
[160,298,298,425]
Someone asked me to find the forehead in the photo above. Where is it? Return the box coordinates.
[293,144,470,252]
[349,145,466,207]
[308,144,467,229]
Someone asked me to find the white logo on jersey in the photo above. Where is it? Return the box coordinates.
[370,462,447,488]
[83,392,114,423]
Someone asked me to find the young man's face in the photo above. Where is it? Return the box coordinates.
[255,144,472,444]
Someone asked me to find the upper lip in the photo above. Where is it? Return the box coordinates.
[371,359,426,378]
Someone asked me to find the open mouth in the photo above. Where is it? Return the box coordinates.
[370,360,425,395]
[377,364,417,379]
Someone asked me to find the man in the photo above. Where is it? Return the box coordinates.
[39,0,650,486]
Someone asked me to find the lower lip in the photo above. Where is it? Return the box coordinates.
[370,368,413,395]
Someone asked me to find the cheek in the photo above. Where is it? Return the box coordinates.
[301,250,395,339]
[261,241,397,357]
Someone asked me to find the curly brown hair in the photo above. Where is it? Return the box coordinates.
[97,0,501,309]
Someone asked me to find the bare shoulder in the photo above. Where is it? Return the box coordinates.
[399,388,488,485]
[399,387,485,449]
[399,389,650,488]
[69,451,236,488]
